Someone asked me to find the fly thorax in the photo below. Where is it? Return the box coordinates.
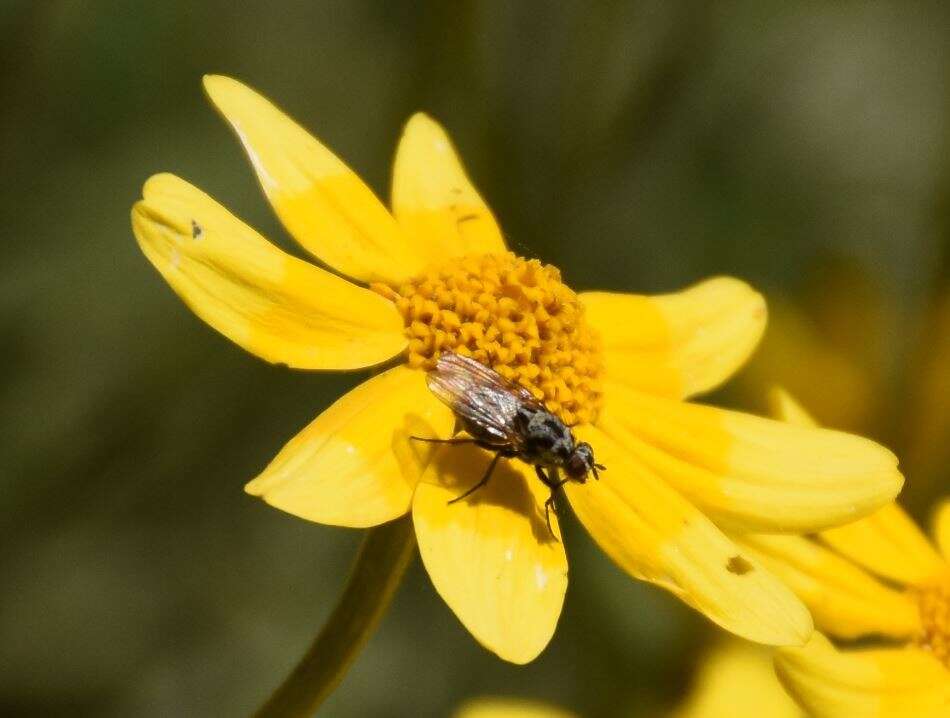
[523,410,574,464]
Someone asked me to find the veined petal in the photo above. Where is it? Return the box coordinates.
[246,366,454,528]
[735,533,920,640]
[581,277,766,400]
[413,444,567,664]
[775,633,950,718]
[934,500,950,562]
[132,173,406,369]
[671,641,803,718]
[392,113,506,262]
[600,383,903,533]
[566,425,812,646]
[819,504,944,588]
[203,75,427,284]
[769,389,942,585]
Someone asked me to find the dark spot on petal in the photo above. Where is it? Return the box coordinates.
[191,220,203,239]
[726,555,754,575]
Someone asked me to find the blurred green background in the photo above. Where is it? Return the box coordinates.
[3,2,949,716]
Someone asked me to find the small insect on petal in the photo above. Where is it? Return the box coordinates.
[727,555,754,575]
[415,353,604,540]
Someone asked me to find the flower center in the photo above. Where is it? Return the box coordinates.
[373,251,603,425]
[912,574,950,667]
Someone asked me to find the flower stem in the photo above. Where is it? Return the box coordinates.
[253,515,416,718]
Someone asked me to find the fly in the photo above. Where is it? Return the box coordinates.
[411,352,605,539]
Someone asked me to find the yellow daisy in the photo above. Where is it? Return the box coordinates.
[453,641,803,718]
[453,698,577,718]
[735,391,950,717]
[734,261,950,501]
[131,75,903,664]
[672,640,802,718]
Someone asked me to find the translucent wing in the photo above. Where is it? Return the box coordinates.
[425,353,542,445]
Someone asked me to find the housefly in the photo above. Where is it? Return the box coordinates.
[412,352,604,538]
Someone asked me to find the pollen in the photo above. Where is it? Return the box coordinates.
[912,574,950,667]
[373,252,603,425]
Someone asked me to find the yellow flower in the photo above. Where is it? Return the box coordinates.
[455,641,803,718]
[735,391,950,717]
[131,75,903,663]
[453,698,576,718]
[734,262,950,501]
[672,640,803,718]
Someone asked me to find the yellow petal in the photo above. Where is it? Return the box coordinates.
[413,444,567,664]
[203,75,427,284]
[601,383,903,533]
[672,640,803,718]
[934,499,950,562]
[767,387,819,427]
[775,633,950,718]
[581,277,766,399]
[566,425,812,646]
[246,366,454,528]
[391,113,506,262]
[454,698,577,718]
[768,389,942,585]
[132,174,406,369]
[735,533,920,640]
[819,503,945,588]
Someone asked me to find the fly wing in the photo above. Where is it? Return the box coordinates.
[432,353,538,402]
[425,353,541,445]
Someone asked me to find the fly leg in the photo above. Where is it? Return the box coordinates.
[409,436,478,444]
[535,466,569,541]
[410,436,512,453]
[542,495,559,541]
[448,451,503,505]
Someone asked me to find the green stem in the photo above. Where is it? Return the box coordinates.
[253,515,416,718]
